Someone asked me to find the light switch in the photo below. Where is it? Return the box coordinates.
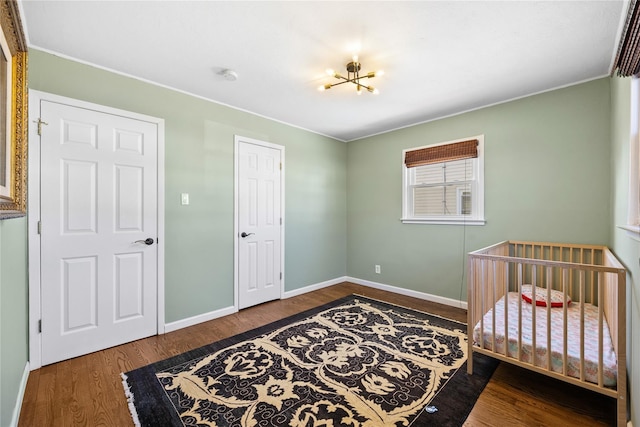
[181,193,189,205]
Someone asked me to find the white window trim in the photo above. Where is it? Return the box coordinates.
[618,78,640,241]
[401,135,485,225]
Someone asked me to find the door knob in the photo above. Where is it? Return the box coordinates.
[240,232,254,238]
[134,238,155,245]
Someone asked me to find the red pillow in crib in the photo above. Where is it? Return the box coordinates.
[521,284,571,307]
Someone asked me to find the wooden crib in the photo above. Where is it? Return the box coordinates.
[467,240,627,427]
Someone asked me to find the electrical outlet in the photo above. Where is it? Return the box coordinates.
[181,193,189,205]
[375,264,381,274]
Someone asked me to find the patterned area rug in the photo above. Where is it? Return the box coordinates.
[122,295,498,426]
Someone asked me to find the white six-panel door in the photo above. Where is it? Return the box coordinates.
[38,99,159,365]
[236,137,283,309]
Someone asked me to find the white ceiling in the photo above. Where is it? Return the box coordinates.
[20,1,626,142]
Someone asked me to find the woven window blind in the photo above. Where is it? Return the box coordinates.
[404,139,478,168]
[612,0,640,77]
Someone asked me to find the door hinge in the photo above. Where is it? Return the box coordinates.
[279,162,282,170]
[280,272,283,280]
[37,221,42,234]
[38,319,42,333]
[33,118,48,136]
[280,217,282,225]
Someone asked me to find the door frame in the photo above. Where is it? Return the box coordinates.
[27,90,166,369]
[233,135,285,310]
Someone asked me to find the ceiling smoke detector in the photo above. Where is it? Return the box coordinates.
[221,69,238,81]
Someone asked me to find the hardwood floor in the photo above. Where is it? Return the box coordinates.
[19,282,616,426]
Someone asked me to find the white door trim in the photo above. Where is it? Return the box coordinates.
[27,90,166,369]
[233,135,285,310]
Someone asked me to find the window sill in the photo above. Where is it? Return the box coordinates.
[618,225,640,242]
[401,218,486,226]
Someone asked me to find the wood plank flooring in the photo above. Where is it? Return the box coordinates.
[19,282,616,426]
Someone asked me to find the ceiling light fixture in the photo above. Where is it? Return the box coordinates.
[318,56,383,95]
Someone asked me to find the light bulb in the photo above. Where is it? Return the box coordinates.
[318,85,325,92]
[376,70,385,77]
[352,55,359,63]
[326,68,335,76]
[357,86,362,95]
[373,88,380,95]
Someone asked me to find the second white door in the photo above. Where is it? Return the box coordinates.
[236,137,283,309]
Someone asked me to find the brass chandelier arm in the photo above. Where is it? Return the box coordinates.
[326,74,376,88]
[324,79,375,91]
[326,80,351,88]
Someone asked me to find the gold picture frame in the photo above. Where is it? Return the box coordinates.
[0,0,27,219]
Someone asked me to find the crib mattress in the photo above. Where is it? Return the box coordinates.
[472,292,617,386]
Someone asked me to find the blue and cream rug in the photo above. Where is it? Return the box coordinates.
[122,295,497,426]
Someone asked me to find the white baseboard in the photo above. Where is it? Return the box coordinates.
[10,361,30,427]
[163,276,348,333]
[164,305,236,333]
[346,276,467,310]
[282,276,348,299]
[164,275,465,333]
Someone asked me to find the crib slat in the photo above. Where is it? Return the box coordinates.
[491,260,497,354]
[579,246,585,298]
[531,266,537,366]
[469,259,473,370]
[562,268,568,377]
[479,259,485,350]
[503,261,509,357]
[598,272,604,388]
[517,263,523,361]
[569,248,574,301]
[546,266,552,372]
[580,270,586,383]
[590,248,595,303]
[616,268,627,427]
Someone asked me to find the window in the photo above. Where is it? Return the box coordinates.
[621,78,640,239]
[629,121,640,230]
[402,136,485,225]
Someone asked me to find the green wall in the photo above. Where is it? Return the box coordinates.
[27,49,348,323]
[347,79,612,301]
[0,218,28,427]
[610,75,640,426]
